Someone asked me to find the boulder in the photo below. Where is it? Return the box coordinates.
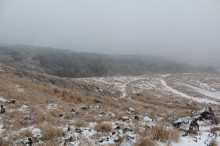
[172,116,199,132]
[20,138,32,145]
[0,105,5,114]
[193,107,218,125]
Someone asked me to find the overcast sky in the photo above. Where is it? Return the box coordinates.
[0,0,220,66]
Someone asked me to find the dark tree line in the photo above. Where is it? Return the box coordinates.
[0,45,218,78]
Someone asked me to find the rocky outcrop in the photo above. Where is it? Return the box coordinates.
[193,107,218,125]
[172,116,199,132]
[172,107,218,133]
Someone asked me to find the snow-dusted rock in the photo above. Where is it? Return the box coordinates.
[6,99,16,104]
[24,115,31,120]
[143,115,153,121]
[193,107,218,125]
[75,128,82,133]
[120,137,132,146]
[187,101,196,106]
[126,108,135,115]
[0,105,5,114]
[20,138,32,145]
[99,111,105,116]
[172,116,199,132]
[119,116,129,122]
[146,121,156,128]
[69,108,78,116]
[81,105,89,110]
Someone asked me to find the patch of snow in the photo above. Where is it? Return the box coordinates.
[47,103,58,109]
[143,115,153,121]
[160,79,218,104]
[0,97,7,102]
[32,128,42,138]
[161,74,171,78]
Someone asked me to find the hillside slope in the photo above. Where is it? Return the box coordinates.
[0,64,219,145]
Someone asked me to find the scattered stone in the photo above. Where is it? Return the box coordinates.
[180,131,188,136]
[81,105,89,111]
[99,111,105,116]
[134,115,139,121]
[94,105,101,109]
[98,136,109,143]
[193,107,218,125]
[59,114,64,118]
[6,99,16,104]
[123,128,132,134]
[66,125,71,131]
[108,112,115,117]
[24,115,31,120]
[46,102,58,109]
[21,138,32,145]
[146,122,156,128]
[172,116,199,132]
[69,108,78,116]
[187,101,196,106]
[0,105,5,114]
[126,108,135,115]
[119,116,129,122]
[75,128,82,133]
[63,134,73,145]
[120,137,132,146]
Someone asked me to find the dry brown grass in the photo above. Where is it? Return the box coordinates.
[38,124,63,141]
[210,139,218,146]
[74,120,89,127]
[94,123,112,133]
[211,127,220,132]
[150,126,179,143]
[136,138,155,146]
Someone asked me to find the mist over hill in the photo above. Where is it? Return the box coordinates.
[0,44,217,78]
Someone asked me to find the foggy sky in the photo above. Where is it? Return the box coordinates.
[0,0,220,66]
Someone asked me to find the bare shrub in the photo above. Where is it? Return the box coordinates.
[74,120,89,127]
[39,124,63,141]
[211,127,220,132]
[94,123,112,133]
[151,126,179,143]
[210,139,218,146]
[136,138,155,146]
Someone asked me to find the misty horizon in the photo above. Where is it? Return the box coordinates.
[1,0,220,67]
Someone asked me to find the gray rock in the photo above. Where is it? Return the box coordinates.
[187,101,196,106]
[172,116,199,132]
[194,107,218,125]
[20,138,32,145]
[119,116,129,122]
[0,105,5,114]
[6,99,16,104]
[127,108,135,115]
